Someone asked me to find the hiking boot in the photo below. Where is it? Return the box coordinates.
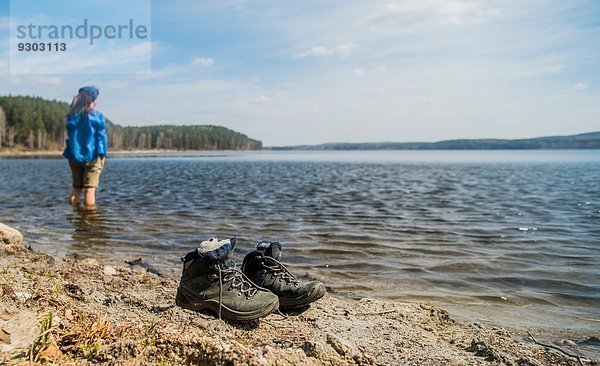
[175,237,279,320]
[242,240,326,308]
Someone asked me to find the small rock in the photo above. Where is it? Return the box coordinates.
[81,258,99,267]
[0,222,23,246]
[466,338,509,364]
[64,283,83,299]
[13,291,32,302]
[118,267,133,275]
[561,339,576,347]
[103,266,117,276]
[133,266,147,275]
[301,341,322,358]
[90,290,108,304]
[579,336,600,346]
[149,304,175,313]
[125,258,162,276]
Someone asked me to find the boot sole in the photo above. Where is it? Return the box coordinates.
[280,283,326,308]
[176,292,279,321]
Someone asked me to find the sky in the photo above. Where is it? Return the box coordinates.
[0,0,599,146]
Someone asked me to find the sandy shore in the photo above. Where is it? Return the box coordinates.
[0,149,64,156]
[0,223,597,365]
[0,149,260,157]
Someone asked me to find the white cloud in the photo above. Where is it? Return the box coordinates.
[385,2,423,13]
[294,43,359,58]
[571,82,588,91]
[353,68,365,76]
[419,96,434,104]
[387,0,498,25]
[10,75,63,86]
[253,95,271,104]
[191,57,215,67]
[368,0,499,32]
[434,1,494,25]
[334,44,360,57]
[512,64,566,78]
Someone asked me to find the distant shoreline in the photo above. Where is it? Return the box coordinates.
[269,131,600,151]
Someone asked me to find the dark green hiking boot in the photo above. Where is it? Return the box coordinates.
[241,241,326,308]
[175,237,279,320]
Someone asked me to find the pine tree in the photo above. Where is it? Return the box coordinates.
[0,106,5,148]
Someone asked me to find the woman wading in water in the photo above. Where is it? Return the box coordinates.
[63,86,108,207]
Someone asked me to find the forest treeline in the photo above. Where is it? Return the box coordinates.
[0,95,262,151]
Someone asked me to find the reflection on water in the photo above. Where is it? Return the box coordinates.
[68,205,111,250]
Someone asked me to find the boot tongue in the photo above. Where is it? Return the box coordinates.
[197,237,236,262]
[256,240,282,261]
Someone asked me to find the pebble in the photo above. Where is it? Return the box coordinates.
[81,258,99,267]
[103,266,117,276]
[90,290,108,304]
[13,291,32,302]
[561,339,577,347]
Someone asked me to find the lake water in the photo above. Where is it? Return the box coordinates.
[1,150,599,331]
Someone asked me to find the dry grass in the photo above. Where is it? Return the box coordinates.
[58,313,127,361]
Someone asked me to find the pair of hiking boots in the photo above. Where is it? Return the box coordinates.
[175,238,326,320]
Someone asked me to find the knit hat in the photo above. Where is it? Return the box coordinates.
[78,86,99,101]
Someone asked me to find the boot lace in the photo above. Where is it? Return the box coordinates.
[211,262,259,320]
[261,257,300,287]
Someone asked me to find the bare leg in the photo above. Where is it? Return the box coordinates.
[69,188,82,205]
[83,187,97,207]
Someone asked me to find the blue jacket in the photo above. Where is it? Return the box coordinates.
[63,110,108,163]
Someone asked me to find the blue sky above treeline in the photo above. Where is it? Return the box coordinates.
[0,0,599,145]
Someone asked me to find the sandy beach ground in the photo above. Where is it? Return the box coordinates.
[0,223,597,365]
